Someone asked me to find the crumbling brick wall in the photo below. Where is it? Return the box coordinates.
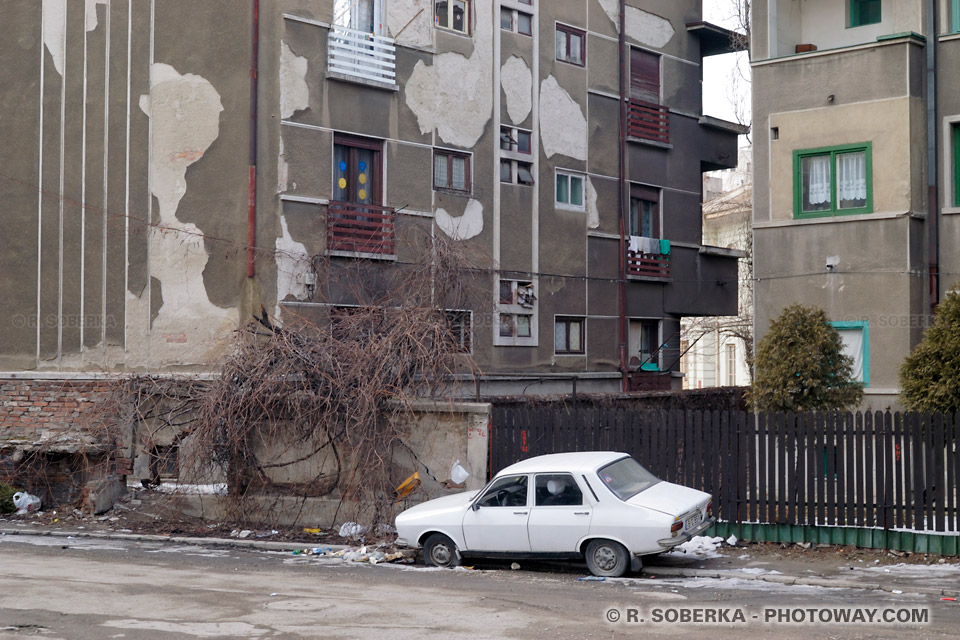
[0,378,117,440]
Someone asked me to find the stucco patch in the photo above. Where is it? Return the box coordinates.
[275,216,312,317]
[85,0,107,32]
[501,56,532,125]
[436,199,483,241]
[539,76,587,161]
[597,0,675,48]
[130,63,238,365]
[405,3,492,148]
[585,177,599,229]
[277,136,289,193]
[42,0,66,76]
[387,0,433,49]
[280,41,309,119]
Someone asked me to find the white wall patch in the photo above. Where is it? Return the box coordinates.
[277,135,289,193]
[501,56,532,125]
[387,0,433,49]
[597,0,675,48]
[275,215,312,317]
[42,0,67,76]
[405,3,492,148]
[585,177,599,229]
[280,41,310,119]
[436,199,484,241]
[539,76,587,161]
[84,0,107,33]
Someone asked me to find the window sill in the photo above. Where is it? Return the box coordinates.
[555,203,585,212]
[434,187,473,198]
[943,206,960,215]
[435,26,472,39]
[328,250,397,261]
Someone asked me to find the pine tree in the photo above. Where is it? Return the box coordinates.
[900,290,960,413]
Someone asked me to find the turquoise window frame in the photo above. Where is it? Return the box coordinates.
[830,321,870,387]
[849,0,881,28]
[793,142,873,218]
[953,0,960,34]
[954,124,960,207]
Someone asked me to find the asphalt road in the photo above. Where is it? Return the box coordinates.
[1,535,957,639]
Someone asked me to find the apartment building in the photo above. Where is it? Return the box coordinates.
[0,0,742,395]
[751,0,960,408]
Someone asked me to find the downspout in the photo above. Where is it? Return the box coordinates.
[618,0,629,391]
[926,0,939,310]
[247,0,260,279]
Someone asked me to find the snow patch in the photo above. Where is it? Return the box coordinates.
[668,535,726,559]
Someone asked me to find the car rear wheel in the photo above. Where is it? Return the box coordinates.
[423,533,461,568]
[585,539,629,577]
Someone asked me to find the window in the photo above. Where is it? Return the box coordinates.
[850,0,881,28]
[556,24,585,66]
[433,149,471,194]
[497,278,536,345]
[831,321,870,386]
[435,0,469,34]
[630,48,660,105]
[475,474,528,507]
[334,134,382,204]
[500,126,531,154]
[535,474,583,506]
[629,319,660,370]
[954,123,960,207]
[444,310,472,353]
[953,0,960,34]
[334,0,383,34]
[554,316,584,354]
[501,8,533,36]
[555,171,584,208]
[725,343,737,386]
[629,185,659,238]
[794,143,872,217]
[501,159,534,185]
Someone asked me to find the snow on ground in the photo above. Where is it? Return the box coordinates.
[858,562,960,579]
[0,535,128,552]
[666,535,728,559]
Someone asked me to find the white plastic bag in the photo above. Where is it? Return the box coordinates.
[13,492,41,515]
[450,460,470,485]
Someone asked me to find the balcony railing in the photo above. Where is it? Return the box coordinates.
[627,99,670,144]
[327,201,395,256]
[327,26,396,86]
[626,247,670,279]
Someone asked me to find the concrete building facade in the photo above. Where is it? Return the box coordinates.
[0,0,742,395]
[752,0,960,408]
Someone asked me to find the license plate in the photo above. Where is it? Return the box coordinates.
[685,512,703,529]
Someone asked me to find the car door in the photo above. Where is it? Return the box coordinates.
[527,473,593,552]
[461,474,531,552]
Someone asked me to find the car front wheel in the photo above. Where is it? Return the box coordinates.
[585,539,629,577]
[423,533,461,568]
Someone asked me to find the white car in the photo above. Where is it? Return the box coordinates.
[395,451,715,577]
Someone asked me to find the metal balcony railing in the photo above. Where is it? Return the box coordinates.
[327,201,395,256]
[327,26,396,86]
[627,99,670,144]
[626,244,670,279]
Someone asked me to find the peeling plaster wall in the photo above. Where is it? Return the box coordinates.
[42,0,67,76]
[585,177,599,230]
[386,0,433,49]
[539,75,587,161]
[274,216,312,316]
[501,55,532,125]
[279,41,309,119]
[404,2,493,148]
[436,199,484,241]
[597,0,676,49]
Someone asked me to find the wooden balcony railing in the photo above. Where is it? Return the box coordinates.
[327,201,395,256]
[327,26,396,86]
[627,99,670,144]
[628,370,672,392]
[626,248,670,279]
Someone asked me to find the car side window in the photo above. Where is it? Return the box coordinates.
[476,475,528,507]
[534,473,583,506]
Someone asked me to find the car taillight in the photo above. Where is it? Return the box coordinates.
[706,501,713,518]
[671,520,683,536]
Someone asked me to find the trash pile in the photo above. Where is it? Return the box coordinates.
[292,544,417,565]
[12,491,42,515]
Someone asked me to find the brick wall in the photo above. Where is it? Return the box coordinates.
[0,378,117,441]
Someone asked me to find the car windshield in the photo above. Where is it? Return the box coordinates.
[597,457,661,501]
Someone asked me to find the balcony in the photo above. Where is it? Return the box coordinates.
[626,238,670,279]
[327,26,396,87]
[327,201,395,257]
[628,370,672,392]
[627,99,670,145]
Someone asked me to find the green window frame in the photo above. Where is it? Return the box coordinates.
[793,143,873,218]
[850,0,881,28]
[830,321,870,387]
[954,124,960,207]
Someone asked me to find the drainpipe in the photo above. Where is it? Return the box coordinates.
[926,0,940,310]
[618,0,629,391]
[247,0,260,279]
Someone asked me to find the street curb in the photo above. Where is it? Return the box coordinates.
[645,566,957,597]
[0,527,351,553]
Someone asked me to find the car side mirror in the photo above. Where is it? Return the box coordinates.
[471,501,480,511]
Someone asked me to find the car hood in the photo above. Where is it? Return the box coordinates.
[625,481,709,517]
[396,490,479,521]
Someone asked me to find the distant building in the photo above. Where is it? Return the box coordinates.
[751,1,959,408]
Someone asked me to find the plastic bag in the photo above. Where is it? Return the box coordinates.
[13,492,41,515]
[450,460,470,485]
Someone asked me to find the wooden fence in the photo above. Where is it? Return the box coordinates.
[488,407,959,535]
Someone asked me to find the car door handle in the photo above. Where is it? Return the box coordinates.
[513,511,528,515]
[574,511,590,515]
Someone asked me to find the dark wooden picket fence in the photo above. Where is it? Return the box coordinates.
[488,407,959,534]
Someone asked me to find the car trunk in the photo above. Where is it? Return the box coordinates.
[625,481,709,518]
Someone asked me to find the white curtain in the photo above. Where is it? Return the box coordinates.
[837,151,867,203]
[837,328,864,383]
[806,155,832,206]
